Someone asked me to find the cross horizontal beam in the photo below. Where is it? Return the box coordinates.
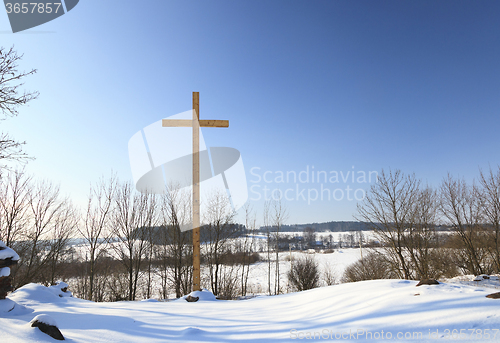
[162,119,229,128]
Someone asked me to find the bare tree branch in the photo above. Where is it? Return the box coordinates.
[0,46,39,164]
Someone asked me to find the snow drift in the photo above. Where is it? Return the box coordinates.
[0,279,499,342]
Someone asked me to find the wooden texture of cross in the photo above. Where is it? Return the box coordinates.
[162,92,229,291]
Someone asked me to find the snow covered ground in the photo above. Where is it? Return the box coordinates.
[3,239,499,342]
[1,278,500,342]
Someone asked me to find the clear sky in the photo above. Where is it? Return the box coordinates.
[1,0,500,225]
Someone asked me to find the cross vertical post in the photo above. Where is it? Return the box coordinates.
[192,92,201,291]
[162,92,229,292]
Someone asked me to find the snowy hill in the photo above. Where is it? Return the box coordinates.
[1,279,500,342]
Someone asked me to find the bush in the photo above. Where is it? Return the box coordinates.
[429,248,461,278]
[342,252,395,283]
[215,265,239,300]
[220,251,260,265]
[287,255,320,291]
[322,261,336,286]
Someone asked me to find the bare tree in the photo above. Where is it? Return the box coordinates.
[405,186,439,279]
[14,180,63,286]
[154,225,172,299]
[111,181,158,301]
[0,169,31,246]
[240,204,256,296]
[157,186,192,298]
[271,198,288,294]
[263,200,272,295]
[45,199,78,285]
[0,46,39,164]
[1,173,77,288]
[79,175,117,301]
[144,220,154,299]
[303,227,316,249]
[478,167,500,273]
[440,174,488,275]
[356,169,419,279]
[203,190,236,297]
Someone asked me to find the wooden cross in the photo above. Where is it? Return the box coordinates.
[162,92,229,292]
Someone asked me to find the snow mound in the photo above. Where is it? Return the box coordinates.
[0,298,16,313]
[444,274,500,290]
[475,274,490,281]
[474,274,500,281]
[48,281,72,298]
[0,298,32,316]
[9,283,72,303]
[141,298,159,302]
[182,289,217,302]
[180,326,206,337]
[29,314,58,327]
[0,241,19,261]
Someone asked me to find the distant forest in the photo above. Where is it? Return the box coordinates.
[137,221,455,237]
[258,221,453,233]
[139,222,368,238]
[259,221,369,232]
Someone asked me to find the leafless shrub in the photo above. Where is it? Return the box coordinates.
[427,248,459,279]
[216,265,239,300]
[342,252,395,283]
[322,260,337,286]
[287,255,320,291]
[107,270,129,302]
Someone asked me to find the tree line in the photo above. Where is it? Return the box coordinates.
[0,171,264,301]
[269,221,370,233]
[346,168,500,282]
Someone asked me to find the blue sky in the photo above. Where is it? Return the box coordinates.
[1,0,500,224]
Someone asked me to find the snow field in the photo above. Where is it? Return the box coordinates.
[2,278,500,342]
